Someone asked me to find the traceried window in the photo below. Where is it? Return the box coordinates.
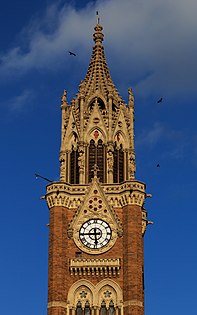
[88,139,105,183]
[70,145,79,184]
[108,301,116,315]
[84,301,91,315]
[75,300,116,315]
[113,143,124,183]
[100,301,107,315]
[76,301,83,315]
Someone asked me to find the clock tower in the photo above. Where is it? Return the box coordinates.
[45,21,150,315]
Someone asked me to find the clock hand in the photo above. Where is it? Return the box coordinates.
[93,228,99,245]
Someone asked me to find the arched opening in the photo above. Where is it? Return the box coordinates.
[113,143,124,183]
[100,301,107,315]
[84,301,91,315]
[70,145,79,184]
[108,301,116,315]
[89,97,106,112]
[88,139,96,182]
[98,98,105,110]
[88,139,105,183]
[68,280,123,315]
[76,301,83,315]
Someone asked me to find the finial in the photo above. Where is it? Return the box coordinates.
[128,87,134,108]
[96,11,100,24]
[93,13,104,44]
[61,90,68,105]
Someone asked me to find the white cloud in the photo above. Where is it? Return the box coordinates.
[5,90,34,112]
[0,0,197,98]
[136,121,191,162]
[136,122,165,148]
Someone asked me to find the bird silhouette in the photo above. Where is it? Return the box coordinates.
[157,97,163,103]
[156,164,160,168]
[68,51,76,56]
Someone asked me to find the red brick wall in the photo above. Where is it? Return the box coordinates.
[48,204,144,315]
[123,204,144,315]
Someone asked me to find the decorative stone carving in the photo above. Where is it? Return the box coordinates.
[59,151,66,182]
[61,89,67,105]
[70,258,120,277]
[70,177,121,254]
[128,87,134,108]
[128,150,136,180]
[45,180,146,233]
[78,151,85,172]
[67,279,123,310]
[107,151,113,172]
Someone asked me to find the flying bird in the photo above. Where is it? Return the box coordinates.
[156,164,160,168]
[157,97,163,103]
[68,51,76,56]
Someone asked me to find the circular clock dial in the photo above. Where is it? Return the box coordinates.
[79,219,111,249]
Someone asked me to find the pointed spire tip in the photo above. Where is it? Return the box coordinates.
[96,11,100,24]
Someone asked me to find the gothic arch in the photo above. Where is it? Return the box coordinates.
[87,95,107,112]
[113,132,126,183]
[95,279,123,307]
[68,280,95,307]
[86,127,107,144]
[68,131,80,184]
[112,100,119,112]
[66,131,79,151]
[67,279,123,309]
[113,130,129,150]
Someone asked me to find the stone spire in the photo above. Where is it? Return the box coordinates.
[78,22,123,104]
[60,21,136,184]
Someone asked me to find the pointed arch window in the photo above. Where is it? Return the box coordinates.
[88,140,96,182]
[100,301,107,315]
[108,301,115,315]
[70,145,79,184]
[76,301,83,315]
[113,143,124,183]
[84,301,91,315]
[88,139,105,183]
[97,139,104,181]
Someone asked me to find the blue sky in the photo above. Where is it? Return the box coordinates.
[0,0,197,314]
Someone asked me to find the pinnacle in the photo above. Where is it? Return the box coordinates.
[78,23,123,104]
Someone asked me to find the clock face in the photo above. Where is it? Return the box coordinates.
[79,219,112,249]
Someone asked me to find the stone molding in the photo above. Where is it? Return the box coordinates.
[70,258,120,277]
[48,301,67,309]
[46,180,146,209]
[123,300,143,308]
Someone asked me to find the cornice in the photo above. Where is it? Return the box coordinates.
[45,180,146,209]
[70,258,120,277]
